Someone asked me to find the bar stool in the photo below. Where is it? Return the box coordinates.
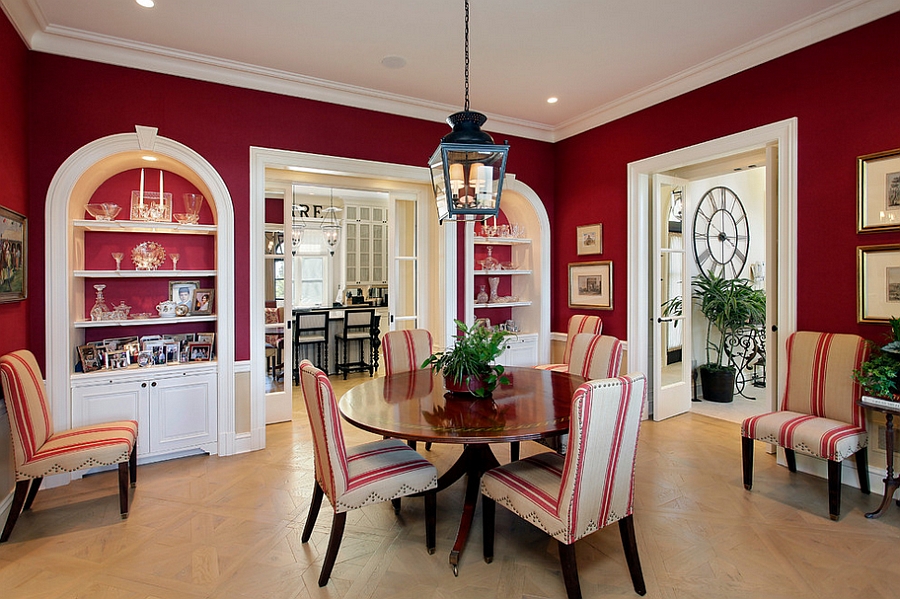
[335,309,376,379]
[294,310,329,383]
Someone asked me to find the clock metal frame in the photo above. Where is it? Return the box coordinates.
[692,186,750,278]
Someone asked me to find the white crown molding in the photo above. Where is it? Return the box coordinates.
[3,0,896,143]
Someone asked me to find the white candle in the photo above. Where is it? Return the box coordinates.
[139,168,144,208]
[159,170,164,209]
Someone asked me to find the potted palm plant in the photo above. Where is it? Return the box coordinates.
[691,273,766,402]
[422,319,511,398]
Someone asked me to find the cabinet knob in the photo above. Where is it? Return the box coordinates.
[141,382,147,388]
[151,381,157,387]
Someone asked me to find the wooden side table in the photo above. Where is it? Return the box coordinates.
[860,396,900,518]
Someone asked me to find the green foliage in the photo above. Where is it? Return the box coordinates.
[421,319,511,398]
[853,316,900,399]
[691,273,766,371]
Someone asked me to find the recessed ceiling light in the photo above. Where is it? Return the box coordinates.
[141,155,158,162]
[547,97,558,104]
[136,0,155,8]
[381,56,407,69]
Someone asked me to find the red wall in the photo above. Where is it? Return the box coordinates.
[23,53,556,364]
[0,16,29,357]
[553,11,900,342]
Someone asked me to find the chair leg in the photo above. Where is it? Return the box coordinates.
[425,489,436,555]
[855,447,870,494]
[482,495,495,563]
[741,436,753,490]
[425,442,432,451]
[302,482,324,543]
[1,480,30,543]
[827,459,842,521]
[318,511,347,587]
[391,498,402,514]
[784,448,797,472]
[510,441,520,462]
[618,515,647,596]
[129,444,138,488]
[557,541,582,599]
[118,462,130,518]
[23,477,42,510]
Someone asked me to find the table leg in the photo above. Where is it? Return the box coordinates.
[866,412,900,518]
[446,445,500,576]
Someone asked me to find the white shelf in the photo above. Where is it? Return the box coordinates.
[74,269,217,278]
[473,236,531,245]
[473,269,532,276]
[75,315,217,328]
[74,219,216,235]
[71,360,218,382]
[474,301,533,309]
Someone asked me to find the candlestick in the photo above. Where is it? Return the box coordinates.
[159,170,164,209]
[139,168,145,208]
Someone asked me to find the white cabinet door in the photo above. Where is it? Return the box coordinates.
[149,371,217,454]
[496,334,538,367]
[72,378,149,455]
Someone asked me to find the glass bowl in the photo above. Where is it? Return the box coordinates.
[85,203,122,221]
[173,213,200,224]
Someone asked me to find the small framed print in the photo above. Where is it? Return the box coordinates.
[77,344,103,373]
[187,342,212,361]
[568,261,613,310]
[192,288,214,315]
[107,350,130,370]
[164,341,180,364]
[858,244,900,323]
[0,205,27,303]
[576,223,603,255]
[170,280,200,307]
[858,148,900,232]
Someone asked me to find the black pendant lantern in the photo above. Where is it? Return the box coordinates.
[429,0,509,223]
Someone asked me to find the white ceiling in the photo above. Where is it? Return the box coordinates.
[2,0,896,142]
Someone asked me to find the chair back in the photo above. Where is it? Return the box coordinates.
[296,311,328,340]
[383,329,433,375]
[558,373,645,543]
[0,350,54,470]
[298,359,350,502]
[339,309,375,338]
[781,331,869,427]
[562,315,603,364]
[567,333,623,379]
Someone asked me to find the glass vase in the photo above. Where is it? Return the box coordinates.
[488,277,500,303]
[476,284,489,304]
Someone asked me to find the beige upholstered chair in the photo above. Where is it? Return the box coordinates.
[298,360,438,586]
[382,329,435,450]
[482,374,647,598]
[742,331,870,520]
[534,315,603,372]
[0,350,138,542]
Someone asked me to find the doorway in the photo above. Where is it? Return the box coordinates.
[627,119,798,422]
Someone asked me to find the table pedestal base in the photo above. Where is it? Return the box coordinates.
[866,411,900,518]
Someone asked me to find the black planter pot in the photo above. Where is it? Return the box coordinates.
[699,366,736,403]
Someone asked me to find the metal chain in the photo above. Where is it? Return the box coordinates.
[464,0,470,111]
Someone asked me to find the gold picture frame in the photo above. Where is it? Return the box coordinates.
[568,261,613,310]
[858,148,900,232]
[858,244,900,323]
[0,205,27,303]
[576,223,603,255]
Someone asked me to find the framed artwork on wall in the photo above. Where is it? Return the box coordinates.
[858,244,900,323]
[568,261,613,310]
[0,205,26,303]
[576,223,603,255]
[858,148,900,232]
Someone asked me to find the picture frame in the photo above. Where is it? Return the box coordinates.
[129,190,173,222]
[196,332,215,346]
[576,223,603,255]
[192,288,214,315]
[858,244,900,323]
[187,342,212,361]
[169,280,200,307]
[77,344,103,373]
[164,341,180,364]
[858,148,900,232]
[0,205,27,303]
[568,261,613,310]
[107,350,130,370]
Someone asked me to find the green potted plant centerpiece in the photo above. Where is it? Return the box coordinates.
[422,319,512,398]
[691,273,766,402]
[853,316,900,401]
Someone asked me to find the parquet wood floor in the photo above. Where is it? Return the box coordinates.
[1,372,898,598]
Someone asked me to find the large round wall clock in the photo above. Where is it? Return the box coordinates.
[692,186,749,278]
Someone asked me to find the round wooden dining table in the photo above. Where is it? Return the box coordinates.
[338,366,586,575]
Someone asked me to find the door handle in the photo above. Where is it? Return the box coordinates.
[657,317,673,323]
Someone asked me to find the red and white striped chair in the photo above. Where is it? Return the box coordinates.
[534,315,603,372]
[481,374,647,599]
[382,329,435,450]
[741,331,870,520]
[298,360,438,586]
[0,350,137,543]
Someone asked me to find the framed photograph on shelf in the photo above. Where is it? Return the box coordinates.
[858,244,900,323]
[77,344,103,373]
[107,350,130,370]
[169,280,200,306]
[576,223,603,255]
[0,205,27,303]
[187,342,212,361]
[568,261,613,310]
[192,288,214,315]
[858,148,900,232]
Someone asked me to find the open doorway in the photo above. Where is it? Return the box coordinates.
[627,119,799,423]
